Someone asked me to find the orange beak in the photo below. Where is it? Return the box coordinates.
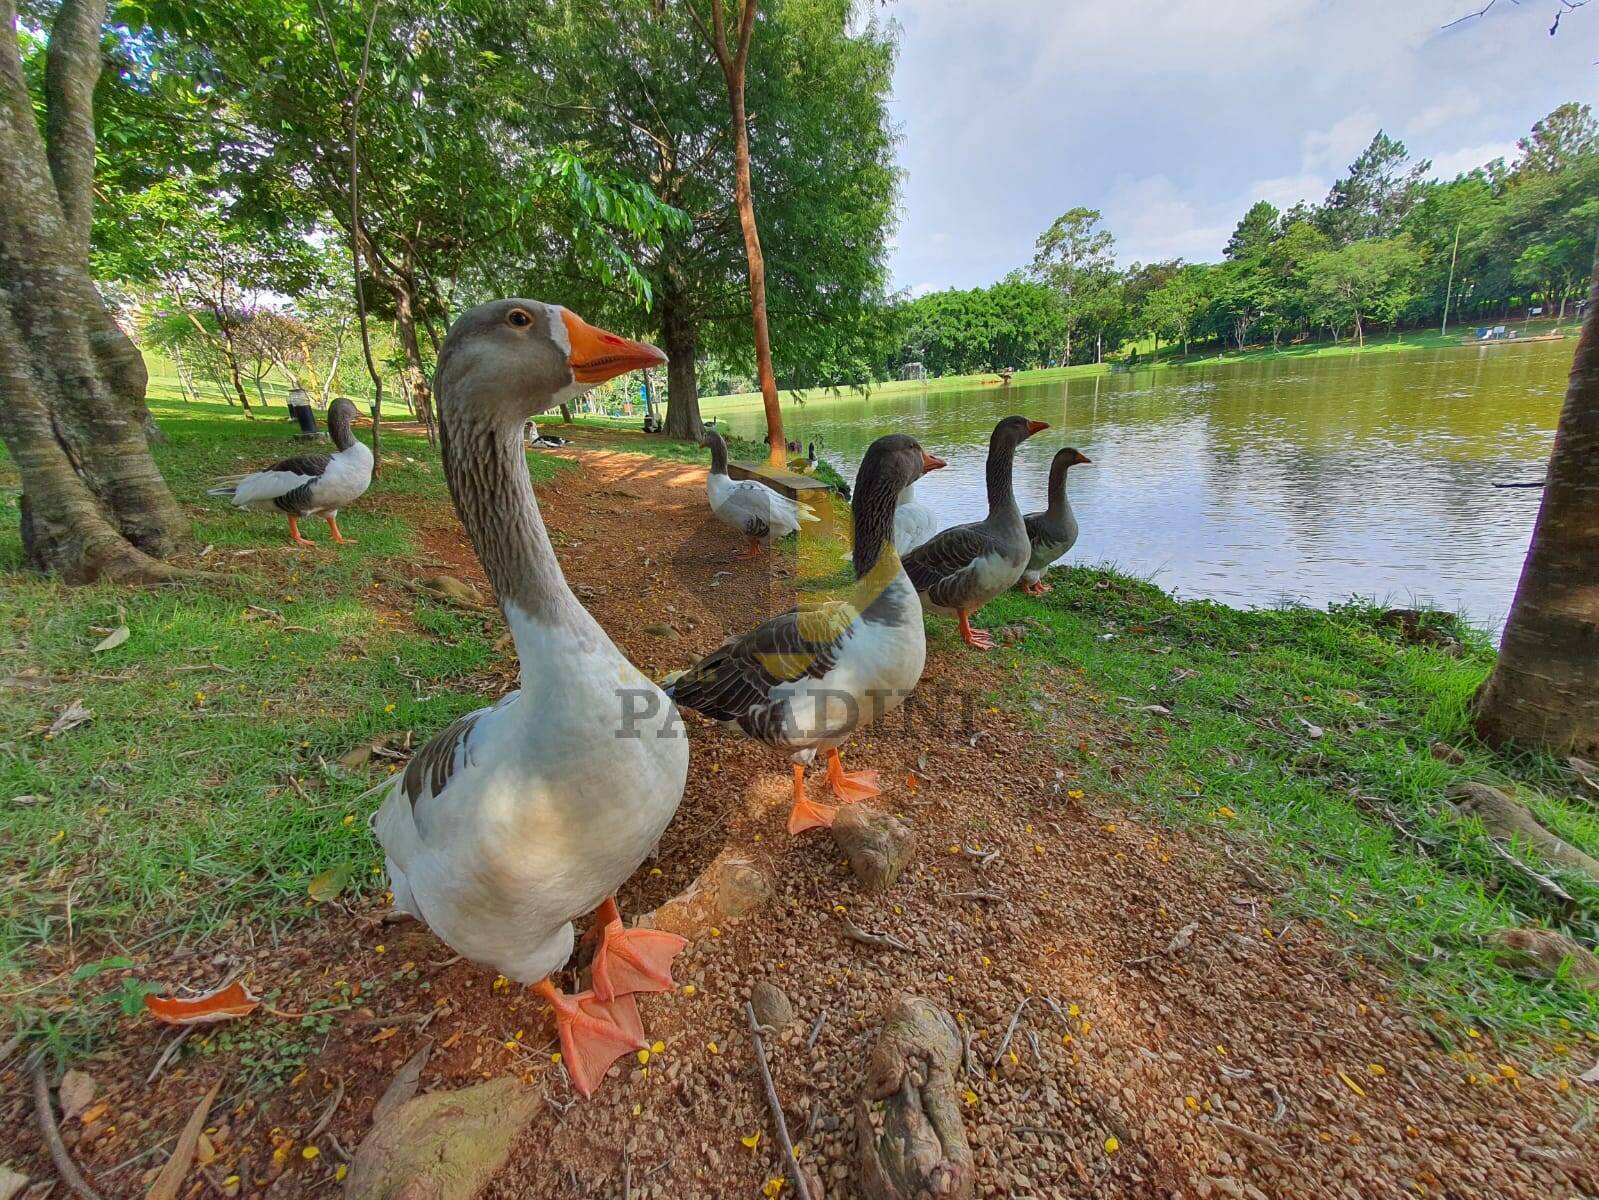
[1025,419,1050,436]
[561,310,667,383]
[1076,451,1093,465]
[921,451,947,472]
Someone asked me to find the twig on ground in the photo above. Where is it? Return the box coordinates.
[308,1077,345,1139]
[959,844,1000,868]
[146,1028,193,1085]
[991,997,1030,1068]
[1485,837,1574,904]
[622,1142,631,1200]
[1201,1113,1285,1158]
[804,1011,827,1051]
[33,1059,106,1200]
[837,914,914,953]
[958,1017,974,1079]
[340,1010,437,1028]
[328,1133,352,1163]
[1265,1082,1289,1122]
[948,890,1006,902]
[744,1001,812,1200]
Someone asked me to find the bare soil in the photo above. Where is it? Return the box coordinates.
[3,439,1593,1200]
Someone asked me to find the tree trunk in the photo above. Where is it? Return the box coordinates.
[0,0,188,581]
[659,280,703,442]
[391,282,436,445]
[703,0,783,466]
[1475,235,1599,756]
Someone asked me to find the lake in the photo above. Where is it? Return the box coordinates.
[718,343,1570,630]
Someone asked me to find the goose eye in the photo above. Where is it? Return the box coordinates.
[507,308,532,328]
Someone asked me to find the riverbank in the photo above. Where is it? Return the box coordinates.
[690,316,1577,413]
[1,408,1595,1197]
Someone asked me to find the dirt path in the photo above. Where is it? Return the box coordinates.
[7,443,1591,1199]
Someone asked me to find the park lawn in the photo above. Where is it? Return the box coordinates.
[0,396,574,1057]
[980,570,1599,1045]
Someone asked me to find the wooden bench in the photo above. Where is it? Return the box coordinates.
[728,460,838,533]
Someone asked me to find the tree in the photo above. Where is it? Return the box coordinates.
[1512,101,1598,178]
[1225,200,1280,261]
[1141,265,1213,356]
[1303,237,1419,345]
[1030,207,1115,366]
[0,0,188,581]
[1318,131,1431,245]
[1475,233,1599,755]
[686,0,786,464]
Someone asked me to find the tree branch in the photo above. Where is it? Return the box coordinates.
[43,0,107,262]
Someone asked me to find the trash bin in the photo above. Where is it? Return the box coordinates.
[287,387,318,437]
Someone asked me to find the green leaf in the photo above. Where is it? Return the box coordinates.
[308,865,352,902]
[72,956,134,983]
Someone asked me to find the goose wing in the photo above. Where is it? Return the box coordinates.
[217,453,332,508]
[667,600,855,735]
[713,479,812,538]
[902,522,1004,610]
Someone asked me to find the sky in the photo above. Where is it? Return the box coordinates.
[884,0,1598,297]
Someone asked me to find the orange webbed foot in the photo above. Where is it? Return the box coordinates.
[826,749,880,805]
[591,918,688,1000]
[537,981,646,1098]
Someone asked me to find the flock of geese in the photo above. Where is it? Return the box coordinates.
[215,299,1090,1098]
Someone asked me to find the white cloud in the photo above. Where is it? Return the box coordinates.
[1428,140,1518,179]
[1301,112,1379,173]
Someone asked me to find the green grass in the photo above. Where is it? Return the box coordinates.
[980,569,1599,1046]
[0,394,573,1057]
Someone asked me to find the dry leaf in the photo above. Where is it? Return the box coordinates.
[373,1043,432,1127]
[93,624,130,653]
[47,699,93,737]
[370,1026,399,1043]
[145,980,258,1026]
[78,1101,108,1125]
[337,742,376,771]
[146,1080,219,1200]
[308,866,352,902]
[1578,1058,1599,1085]
[58,1069,96,1119]
[0,1164,28,1200]
[195,1132,218,1167]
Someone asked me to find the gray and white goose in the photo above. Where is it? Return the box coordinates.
[208,396,372,546]
[902,415,1047,649]
[703,429,818,558]
[667,435,945,835]
[1020,446,1091,594]
[369,299,687,1099]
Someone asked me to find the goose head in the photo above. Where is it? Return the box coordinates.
[859,434,945,496]
[435,299,665,430]
[1054,447,1092,469]
[326,396,360,449]
[991,414,1050,452]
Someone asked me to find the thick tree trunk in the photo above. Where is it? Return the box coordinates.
[1475,236,1599,756]
[391,282,436,444]
[0,0,187,581]
[659,281,703,442]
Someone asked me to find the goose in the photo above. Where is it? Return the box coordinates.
[902,415,1048,649]
[370,299,688,1098]
[667,435,944,834]
[208,396,372,546]
[703,429,818,558]
[894,483,939,555]
[1020,447,1091,594]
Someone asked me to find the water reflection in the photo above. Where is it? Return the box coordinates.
[721,342,1565,629]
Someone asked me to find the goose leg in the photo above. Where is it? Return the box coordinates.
[589,896,687,1000]
[957,611,995,650]
[787,761,838,835]
[1021,579,1051,596]
[286,516,316,547]
[734,536,763,559]
[534,977,646,1098]
[825,747,880,804]
[324,514,357,545]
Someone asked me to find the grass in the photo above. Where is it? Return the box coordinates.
[0,395,573,1056]
[981,569,1599,1046]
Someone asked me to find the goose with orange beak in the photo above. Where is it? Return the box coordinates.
[902,415,1049,649]
[371,299,688,1098]
[667,435,944,834]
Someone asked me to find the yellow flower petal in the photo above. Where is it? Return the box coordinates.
[707,1041,719,1054]
[1337,1071,1366,1097]
[334,1165,348,1182]
[301,1146,319,1160]
[1104,1136,1120,1153]
[741,1132,761,1149]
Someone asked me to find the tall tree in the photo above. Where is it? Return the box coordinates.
[1029,207,1115,366]
[1318,131,1431,245]
[686,0,785,465]
[1224,200,1280,261]
[1512,101,1598,178]
[1303,237,1419,345]
[0,0,188,581]
[1475,233,1599,755]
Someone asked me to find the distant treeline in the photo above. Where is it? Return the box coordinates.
[880,102,1598,377]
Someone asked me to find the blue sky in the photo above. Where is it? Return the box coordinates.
[883,0,1598,296]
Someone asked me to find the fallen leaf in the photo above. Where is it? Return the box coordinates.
[58,1070,96,1119]
[1297,717,1325,739]
[78,1102,108,1125]
[92,623,130,653]
[1337,1070,1366,1097]
[372,1042,432,1126]
[741,1132,761,1149]
[145,980,258,1026]
[195,1132,218,1166]
[370,1026,399,1043]
[146,1080,220,1200]
[1578,1058,1599,1085]
[47,699,93,738]
[337,742,376,771]
[308,865,352,903]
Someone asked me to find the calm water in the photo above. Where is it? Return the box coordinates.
[721,343,1569,629]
